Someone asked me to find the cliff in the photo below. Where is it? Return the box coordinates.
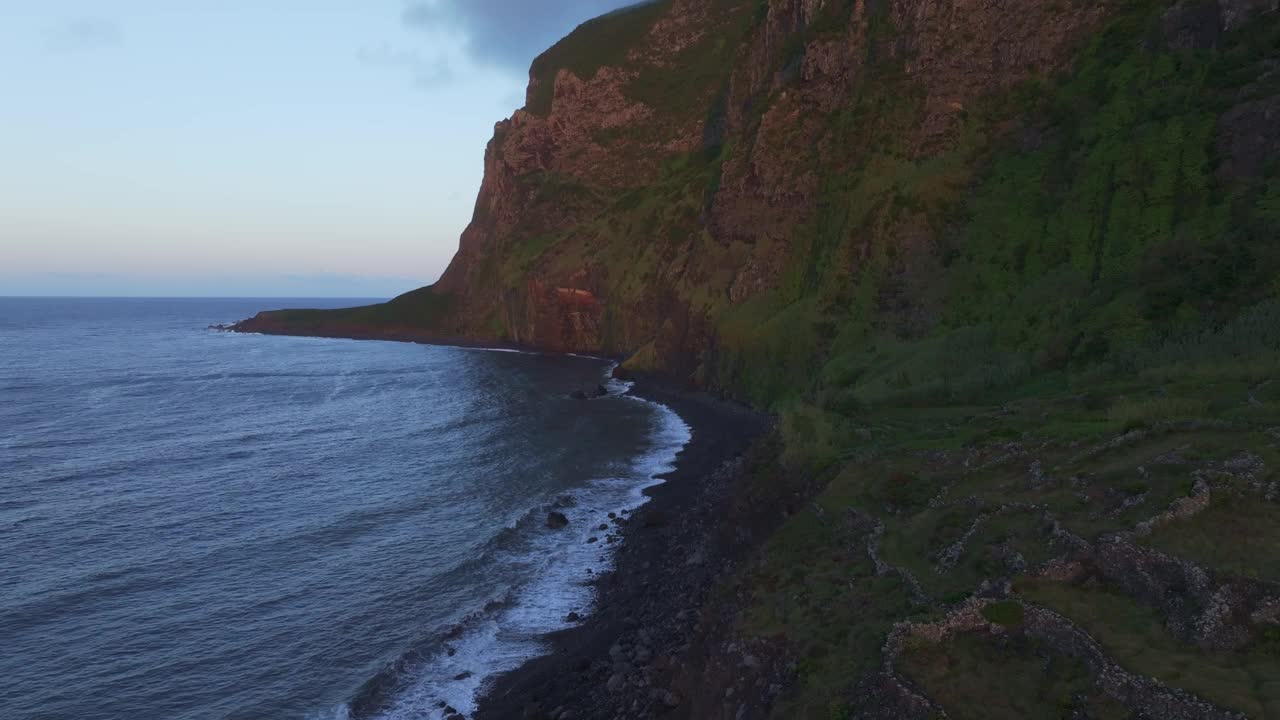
[238,2,1280,717]
[239,0,1280,406]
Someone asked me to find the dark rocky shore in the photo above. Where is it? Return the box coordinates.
[474,380,778,720]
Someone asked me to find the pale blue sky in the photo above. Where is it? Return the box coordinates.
[0,0,632,296]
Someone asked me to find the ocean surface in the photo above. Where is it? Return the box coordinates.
[0,298,689,720]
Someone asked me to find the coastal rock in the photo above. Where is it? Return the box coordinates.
[546,511,570,529]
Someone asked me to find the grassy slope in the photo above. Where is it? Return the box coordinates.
[249,286,456,335]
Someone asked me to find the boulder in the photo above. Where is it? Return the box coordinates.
[547,511,570,529]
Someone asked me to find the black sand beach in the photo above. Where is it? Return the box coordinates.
[475,380,772,719]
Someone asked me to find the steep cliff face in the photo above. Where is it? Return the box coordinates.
[427,0,1118,367]
[241,0,1280,408]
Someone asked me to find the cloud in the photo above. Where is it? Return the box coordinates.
[46,17,122,52]
[401,0,640,73]
[357,45,455,89]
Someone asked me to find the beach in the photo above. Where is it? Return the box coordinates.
[475,379,771,719]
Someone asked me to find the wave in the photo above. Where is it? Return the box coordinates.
[312,370,691,720]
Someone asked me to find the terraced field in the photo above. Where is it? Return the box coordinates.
[735,369,1280,718]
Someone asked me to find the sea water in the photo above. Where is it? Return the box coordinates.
[0,298,689,720]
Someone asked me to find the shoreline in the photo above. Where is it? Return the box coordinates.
[221,322,626,363]
[473,379,770,719]
[220,325,772,718]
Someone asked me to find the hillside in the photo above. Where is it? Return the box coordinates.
[236,0,1280,717]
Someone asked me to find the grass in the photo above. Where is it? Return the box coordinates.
[259,286,456,332]
[981,601,1026,627]
[1019,579,1280,718]
[740,504,913,718]
[1106,396,1212,431]
[525,1,670,116]
[735,359,1280,715]
[1146,489,1280,583]
[900,632,1129,720]
[625,0,758,115]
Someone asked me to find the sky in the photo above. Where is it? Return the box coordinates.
[0,0,634,297]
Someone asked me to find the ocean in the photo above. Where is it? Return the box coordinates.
[0,298,690,720]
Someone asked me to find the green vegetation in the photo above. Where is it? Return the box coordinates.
[980,601,1026,628]
[731,362,1280,717]
[1146,482,1280,582]
[900,632,1128,720]
[260,286,456,333]
[625,0,758,115]
[739,502,913,718]
[1020,579,1280,718]
[526,1,670,115]
[706,1,1280,422]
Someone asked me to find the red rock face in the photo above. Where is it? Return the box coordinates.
[517,281,605,353]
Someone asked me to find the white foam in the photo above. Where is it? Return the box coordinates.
[359,372,691,720]
[603,362,636,396]
[446,345,541,356]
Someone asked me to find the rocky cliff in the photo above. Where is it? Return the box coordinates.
[239,0,1280,409]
